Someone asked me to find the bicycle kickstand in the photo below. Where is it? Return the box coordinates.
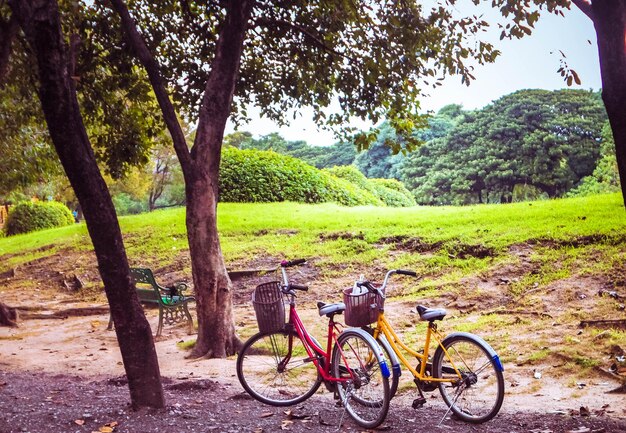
[335,383,352,431]
[411,379,427,409]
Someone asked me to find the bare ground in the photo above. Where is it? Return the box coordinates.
[1,246,626,433]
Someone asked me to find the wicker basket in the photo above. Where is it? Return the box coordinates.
[343,285,384,327]
[252,281,285,333]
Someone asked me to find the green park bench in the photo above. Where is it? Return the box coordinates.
[107,267,195,337]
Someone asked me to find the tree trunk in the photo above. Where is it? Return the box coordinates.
[107,0,253,358]
[186,177,240,357]
[8,0,164,409]
[0,301,18,327]
[591,0,626,208]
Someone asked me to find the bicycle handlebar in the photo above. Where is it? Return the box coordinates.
[281,258,306,268]
[396,269,417,277]
[356,268,419,297]
[289,283,309,292]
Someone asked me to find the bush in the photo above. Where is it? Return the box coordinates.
[5,201,74,236]
[219,148,380,206]
[112,193,148,215]
[325,166,416,207]
[369,179,417,207]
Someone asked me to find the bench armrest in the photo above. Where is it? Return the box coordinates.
[161,282,188,296]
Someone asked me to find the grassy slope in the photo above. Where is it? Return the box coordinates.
[1,193,625,391]
[2,193,624,272]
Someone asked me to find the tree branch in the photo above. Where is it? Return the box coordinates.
[193,0,253,166]
[107,0,192,172]
[571,0,594,21]
[253,17,355,63]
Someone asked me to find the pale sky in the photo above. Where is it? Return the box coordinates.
[226,5,602,147]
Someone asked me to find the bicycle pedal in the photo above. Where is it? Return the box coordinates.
[412,397,426,409]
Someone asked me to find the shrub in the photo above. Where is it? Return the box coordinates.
[369,179,417,207]
[219,148,380,206]
[112,193,148,215]
[325,165,416,207]
[5,201,74,236]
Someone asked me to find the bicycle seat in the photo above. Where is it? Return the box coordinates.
[317,301,346,318]
[416,305,446,322]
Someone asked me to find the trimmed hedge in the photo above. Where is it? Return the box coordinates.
[369,178,417,207]
[5,201,74,236]
[325,166,416,207]
[219,148,380,206]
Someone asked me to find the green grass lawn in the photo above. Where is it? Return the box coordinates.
[1,192,625,304]
[2,192,624,270]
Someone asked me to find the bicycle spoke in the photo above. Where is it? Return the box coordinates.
[237,331,322,406]
[332,331,390,429]
[434,335,504,423]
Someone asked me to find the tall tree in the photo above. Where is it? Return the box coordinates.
[570,0,626,207]
[113,0,615,357]
[106,0,519,357]
[108,0,254,357]
[402,89,607,204]
[4,0,164,408]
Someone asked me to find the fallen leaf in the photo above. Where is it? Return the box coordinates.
[260,412,273,418]
[284,409,310,420]
[74,419,85,426]
[98,421,118,432]
[281,420,293,430]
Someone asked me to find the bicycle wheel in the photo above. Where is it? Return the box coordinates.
[432,333,504,423]
[332,330,390,429]
[236,330,322,406]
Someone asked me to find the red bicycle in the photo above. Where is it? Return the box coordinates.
[236,259,391,429]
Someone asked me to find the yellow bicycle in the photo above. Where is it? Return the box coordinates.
[343,269,505,423]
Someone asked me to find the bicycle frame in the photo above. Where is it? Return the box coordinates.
[372,312,462,383]
[286,302,355,384]
[279,266,362,385]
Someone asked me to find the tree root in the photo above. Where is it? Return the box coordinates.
[482,308,553,319]
[19,306,110,320]
[0,301,18,327]
[580,319,626,329]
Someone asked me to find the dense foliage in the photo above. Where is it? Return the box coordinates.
[324,165,416,207]
[369,178,416,207]
[567,123,620,197]
[218,148,381,206]
[226,132,356,169]
[401,90,608,205]
[4,201,74,236]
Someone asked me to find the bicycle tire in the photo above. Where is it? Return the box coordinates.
[432,333,504,423]
[331,330,390,429]
[236,330,322,406]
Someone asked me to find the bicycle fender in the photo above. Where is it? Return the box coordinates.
[376,333,402,378]
[440,332,504,372]
[342,328,391,378]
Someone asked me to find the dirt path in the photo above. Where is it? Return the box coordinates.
[1,252,625,432]
[1,302,625,433]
